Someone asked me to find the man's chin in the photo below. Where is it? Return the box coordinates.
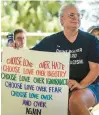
[70,26,79,30]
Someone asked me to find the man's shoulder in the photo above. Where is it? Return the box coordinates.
[43,31,63,41]
[79,30,99,49]
[79,29,97,41]
[30,31,63,51]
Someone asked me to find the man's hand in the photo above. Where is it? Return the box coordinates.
[68,79,85,91]
[12,41,20,49]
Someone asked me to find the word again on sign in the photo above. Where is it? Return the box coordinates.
[26,107,42,115]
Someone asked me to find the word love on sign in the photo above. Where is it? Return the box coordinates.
[1,47,70,115]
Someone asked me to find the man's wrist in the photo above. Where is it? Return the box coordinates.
[80,82,89,88]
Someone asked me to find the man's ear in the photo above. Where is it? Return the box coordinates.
[60,16,64,25]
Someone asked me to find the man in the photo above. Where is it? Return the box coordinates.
[13,29,27,48]
[7,29,27,49]
[31,4,99,115]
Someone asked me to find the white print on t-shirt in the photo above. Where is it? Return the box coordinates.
[56,48,82,53]
[70,59,83,65]
[56,48,84,65]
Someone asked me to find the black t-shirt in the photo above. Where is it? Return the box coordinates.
[31,30,99,84]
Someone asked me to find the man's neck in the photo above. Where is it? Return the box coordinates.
[64,28,78,36]
[63,28,79,43]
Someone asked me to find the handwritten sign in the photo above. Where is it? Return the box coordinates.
[1,47,70,115]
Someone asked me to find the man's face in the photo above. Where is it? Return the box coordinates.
[60,6,81,29]
[14,32,26,48]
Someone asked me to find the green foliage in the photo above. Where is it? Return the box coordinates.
[26,36,43,48]
[1,0,75,48]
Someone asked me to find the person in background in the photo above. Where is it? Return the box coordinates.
[13,29,27,49]
[88,26,99,114]
[1,29,27,61]
[1,33,14,62]
[31,4,99,115]
[7,33,14,47]
[88,26,99,40]
[7,29,27,49]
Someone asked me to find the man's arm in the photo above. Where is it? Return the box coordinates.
[80,61,99,87]
[68,62,99,91]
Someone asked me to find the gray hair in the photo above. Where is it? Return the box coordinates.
[58,4,78,17]
[58,4,79,26]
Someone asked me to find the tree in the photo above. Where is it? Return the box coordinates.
[1,0,76,48]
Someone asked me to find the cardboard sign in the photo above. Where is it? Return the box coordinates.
[1,47,70,115]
